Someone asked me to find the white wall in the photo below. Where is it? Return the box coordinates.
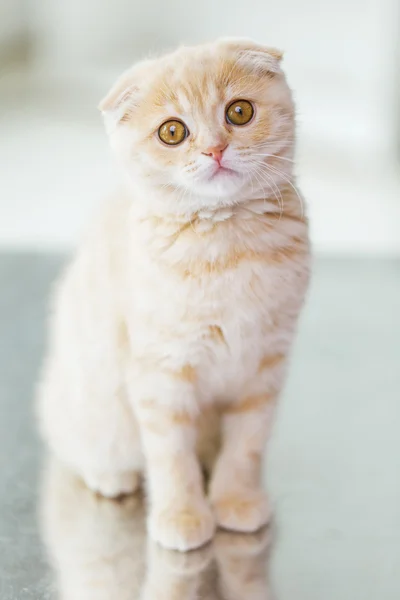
[32,0,400,156]
[1,0,399,253]
[0,0,25,45]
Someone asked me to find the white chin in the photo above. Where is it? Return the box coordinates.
[190,171,243,199]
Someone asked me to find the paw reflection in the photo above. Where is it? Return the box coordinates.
[140,541,214,600]
[214,528,272,599]
[40,459,272,599]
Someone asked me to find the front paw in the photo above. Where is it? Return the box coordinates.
[212,490,271,533]
[149,502,216,552]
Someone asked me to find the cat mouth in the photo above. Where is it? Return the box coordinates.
[209,165,236,179]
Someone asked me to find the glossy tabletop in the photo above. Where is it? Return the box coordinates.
[1,254,399,599]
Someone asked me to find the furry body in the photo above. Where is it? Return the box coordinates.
[38,38,310,551]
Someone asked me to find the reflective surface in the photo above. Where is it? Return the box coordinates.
[1,254,400,599]
[40,459,272,599]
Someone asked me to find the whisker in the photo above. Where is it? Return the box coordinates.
[262,163,304,217]
[247,160,284,218]
[251,153,295,163]
[245,161,268,197]
[253,167,284,220]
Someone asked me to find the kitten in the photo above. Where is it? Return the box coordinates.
[37,37,310,552]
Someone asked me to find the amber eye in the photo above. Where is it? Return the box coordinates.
[158,120,188,145]
[226,100,254,126]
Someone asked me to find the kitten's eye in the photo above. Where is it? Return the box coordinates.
[226,100,254,126]
[158,120,188,145]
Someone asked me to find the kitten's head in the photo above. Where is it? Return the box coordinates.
[100,38,295,212]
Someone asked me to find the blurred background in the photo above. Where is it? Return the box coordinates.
[1,3,400,598]
[0,0,399,251]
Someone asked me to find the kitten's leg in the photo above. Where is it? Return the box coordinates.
[210,354,286,532]
[133,374,215,551]
[210,400,274,532]
[38,358,144,500]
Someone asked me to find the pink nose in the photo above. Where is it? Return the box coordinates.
[202,144,228,164]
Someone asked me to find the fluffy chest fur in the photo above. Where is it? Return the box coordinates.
[122,194,309,404]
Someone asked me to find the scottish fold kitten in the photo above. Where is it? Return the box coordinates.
[37,38,310,551]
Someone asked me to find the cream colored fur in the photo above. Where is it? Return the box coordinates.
[37,38,310,551]
[40,458,271,599]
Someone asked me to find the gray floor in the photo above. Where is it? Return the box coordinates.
[0,254,399,599]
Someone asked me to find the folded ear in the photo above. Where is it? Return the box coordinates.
[219,37,284,76]
[98,59,154,128]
